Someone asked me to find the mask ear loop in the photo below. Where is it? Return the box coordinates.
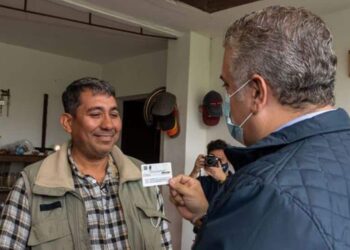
[226,79,253,127]
[239,112,253,128]
[228,79,252,98]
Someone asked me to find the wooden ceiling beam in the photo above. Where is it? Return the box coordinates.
[178,0,260,13]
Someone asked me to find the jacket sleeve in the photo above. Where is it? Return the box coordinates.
[194,182,330,250]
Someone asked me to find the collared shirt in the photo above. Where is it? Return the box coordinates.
[68,149,131,250]
[275,108,336,131]
[0,147,172,249]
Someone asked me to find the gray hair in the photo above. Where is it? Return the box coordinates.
[62,77,117,115]
[224,5,337,108]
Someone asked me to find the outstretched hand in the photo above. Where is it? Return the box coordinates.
[169,174,209,221]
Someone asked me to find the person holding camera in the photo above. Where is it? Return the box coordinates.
[189,139,232,204]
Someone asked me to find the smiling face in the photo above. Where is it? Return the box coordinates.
[61,90,122,160]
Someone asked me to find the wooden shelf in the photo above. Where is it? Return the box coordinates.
[0,155,46,203]
[0,154,46,164]
[0,187,12,192]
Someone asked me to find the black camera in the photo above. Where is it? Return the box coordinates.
[204,155,219,167]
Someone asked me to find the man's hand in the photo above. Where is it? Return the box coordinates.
[189,154,205,178]
[169,175,209,221]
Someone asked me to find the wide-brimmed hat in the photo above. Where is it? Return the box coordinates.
[143,87,180,137]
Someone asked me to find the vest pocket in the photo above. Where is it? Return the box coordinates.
[136,205,169,221]
[28,218,73,248]
[136,204,170,250]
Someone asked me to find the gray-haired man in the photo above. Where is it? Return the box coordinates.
[170,6,350,249]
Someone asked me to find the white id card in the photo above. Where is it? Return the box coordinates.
[141,162,173,187]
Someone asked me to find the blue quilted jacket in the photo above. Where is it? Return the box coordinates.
[194,108,350,250]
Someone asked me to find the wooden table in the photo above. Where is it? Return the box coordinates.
[0,154,46,164]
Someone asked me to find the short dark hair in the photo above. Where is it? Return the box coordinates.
[207,139,228,155]
[62,77,117,115]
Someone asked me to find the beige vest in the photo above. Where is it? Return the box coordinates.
[22,143,168,250]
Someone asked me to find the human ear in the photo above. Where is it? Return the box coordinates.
[249,74,268,113]
[60,113,73,134]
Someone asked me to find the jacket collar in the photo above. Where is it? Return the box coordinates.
[34,142,141,194]
[110,146,142,184]
[225,108,350,171]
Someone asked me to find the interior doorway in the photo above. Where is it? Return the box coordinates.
[120,97,161,163]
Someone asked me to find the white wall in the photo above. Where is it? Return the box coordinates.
[161,31,212,250]
[323,9,350,112]
[164,33,191,250]
[0,42,101,149]
[102,50,167,97]
[182,32,211,249]
[185,33,211,175]
[0,44,168,150]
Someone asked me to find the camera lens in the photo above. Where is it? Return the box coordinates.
[205,155,218,167]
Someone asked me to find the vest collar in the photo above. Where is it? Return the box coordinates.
[33,142,141,195]
[110,146,142,184]
[225,108,350,171]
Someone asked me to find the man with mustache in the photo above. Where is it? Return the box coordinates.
[0,77,172,249]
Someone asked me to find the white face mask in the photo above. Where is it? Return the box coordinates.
[222,79,253,144]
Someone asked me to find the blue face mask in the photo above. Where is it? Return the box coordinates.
[221,162,229,172]
[222,79,253,144]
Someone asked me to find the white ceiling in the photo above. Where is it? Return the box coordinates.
[1,0,350,64]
